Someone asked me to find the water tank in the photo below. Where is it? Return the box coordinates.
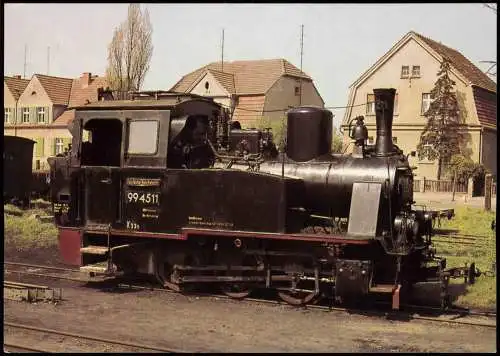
[286,106,333,162]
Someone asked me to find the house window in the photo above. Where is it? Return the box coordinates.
[22,108,30,123]
[366,94,375,115]
[37,107,46,123]
[295,86,301,96]
[419,144,435,162]
[412,66,420,77]
[421,93,433,115]
[4,108,12,123]
[401,66,409,78]
[55,138,65,155]
[368,136,374,144]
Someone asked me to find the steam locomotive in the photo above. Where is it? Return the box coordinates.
[49,89,459,309]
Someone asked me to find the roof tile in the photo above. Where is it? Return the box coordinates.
[171,59,311,95]
[52,109,75,126]
[232,95,266,127]
[413,32,497,93]
[472,87,496,129]
[68,75,108,107]
[35,74,74,105]
[4,76,30,100]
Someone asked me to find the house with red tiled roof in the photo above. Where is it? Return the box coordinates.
[3,72,108,170]
[170,58,325,127]
[4,75,30,124]
[341,31,497,180]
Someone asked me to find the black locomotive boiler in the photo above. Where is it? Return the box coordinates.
[49,89,458,309]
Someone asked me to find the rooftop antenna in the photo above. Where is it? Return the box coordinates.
[221,28,225,72]
[47,46,50,75]
[23,44,27,79]
[479,60,497,77]
[299,24,304,106]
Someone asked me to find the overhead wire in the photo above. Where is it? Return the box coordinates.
[217,101,369,113]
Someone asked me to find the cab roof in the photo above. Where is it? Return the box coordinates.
[70,93,218,111]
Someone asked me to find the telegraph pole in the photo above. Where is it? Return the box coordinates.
[221,28,225,72]
[47,46,50,75]
[24,44,27,79]
[299,24,304,106]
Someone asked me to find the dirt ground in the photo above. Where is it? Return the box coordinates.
[3,245,497,353]
[4,244,69,268]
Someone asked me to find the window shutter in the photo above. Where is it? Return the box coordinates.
[64,137,72,149]
[16,107,22,124]
[36,137,45,157]
[52,138,57,156]
[30,107,36,124]
[33,138,39,157]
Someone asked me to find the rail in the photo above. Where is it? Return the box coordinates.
[4,322,188,353]
[4,261,496,328]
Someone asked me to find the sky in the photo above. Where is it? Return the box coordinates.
[4,3,497,128]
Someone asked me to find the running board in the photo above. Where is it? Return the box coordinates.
[80,245,109,255]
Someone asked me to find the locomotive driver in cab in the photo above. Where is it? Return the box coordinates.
[168,115,215,169]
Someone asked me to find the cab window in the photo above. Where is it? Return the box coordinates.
[127,120,159,155]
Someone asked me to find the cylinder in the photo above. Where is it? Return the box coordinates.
[286,106,333,162]
[374,88,396,156]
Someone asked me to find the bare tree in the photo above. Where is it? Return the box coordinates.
[106,4,153,96]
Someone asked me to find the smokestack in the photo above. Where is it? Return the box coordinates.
[374,88,396,156]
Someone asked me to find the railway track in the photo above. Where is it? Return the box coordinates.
[4,261,496,328]
[3,321,190,353]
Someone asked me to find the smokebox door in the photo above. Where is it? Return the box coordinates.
[347,182,382,237]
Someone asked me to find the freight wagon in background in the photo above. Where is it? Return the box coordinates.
[3,136,52,206]
[4,136,35,207]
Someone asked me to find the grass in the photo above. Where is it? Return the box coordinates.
[4,201,58,251]
[432,206,496,309]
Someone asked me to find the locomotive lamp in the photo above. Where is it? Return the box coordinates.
[349,115,368,157]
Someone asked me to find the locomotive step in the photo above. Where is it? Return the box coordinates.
[80,245,109,255]
[80,262,115,275]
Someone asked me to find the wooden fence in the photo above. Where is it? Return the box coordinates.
[413,178,468,193]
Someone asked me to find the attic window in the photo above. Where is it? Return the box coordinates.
[31,91,36,95]
[412,66,420,77]
[401,66,409,78]
[205,81,209,90]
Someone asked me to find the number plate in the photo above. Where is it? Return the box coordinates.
[123,187,161,231]
[126,191,160,205]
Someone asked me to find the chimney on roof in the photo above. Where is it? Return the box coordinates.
[81,72,91,86]
[13,75,21,79]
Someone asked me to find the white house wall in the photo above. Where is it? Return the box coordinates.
[190,72,230,97]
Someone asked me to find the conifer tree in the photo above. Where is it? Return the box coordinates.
[417,58,463,180]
